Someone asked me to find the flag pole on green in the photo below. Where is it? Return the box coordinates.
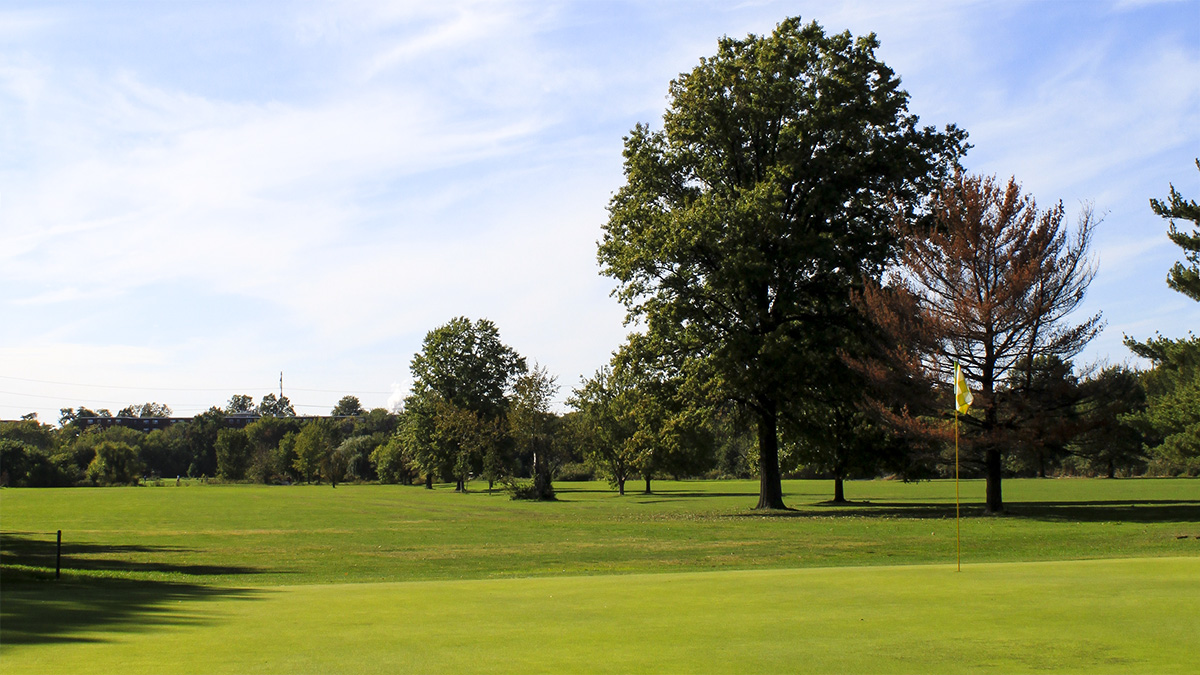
[953,362,973,572]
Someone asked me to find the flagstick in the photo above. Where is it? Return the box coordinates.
[955,408,961,572]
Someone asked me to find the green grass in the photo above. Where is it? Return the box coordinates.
[2,478,1198,673]
[2,558,1197,674]
[2,478,1197,585]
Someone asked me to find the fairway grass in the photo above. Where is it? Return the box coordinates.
[3,479,1198,673]
[2,479,1198,586]
[3,557,1197,674]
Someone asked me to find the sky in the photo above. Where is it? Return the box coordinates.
[1,0,1198,423]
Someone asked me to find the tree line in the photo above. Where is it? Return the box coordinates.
[3,17,1197,506]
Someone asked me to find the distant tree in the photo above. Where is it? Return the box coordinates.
[569,348,710,495]
[402,317,526,487]
[215,428,253,480]
[293,419,342,485]
[1150,159,1200,301]
[0,419,58,451]
[433,400,504,492]
[258,394,296,418]
[370,435,413,484]
[19,412,37,421]
[1068,365,1147,477]
[226,395,256,414]
[244,415,303,482]
[331,396,365,418]
[0,431,73,487]
[275,431,300,483]
[354,408,399,438]
[861,172,1101,512]
[86,441,144,486]
[182,408,225,477]
[118,402,172,418]
[569,366,639,495]
[139,424,190,478]
[334,434,385,481]
[1005,356,1085,478]
[509,365,560,500]
[598,18,967,509]
[59,407,112,426]
[1123,336,1200,476]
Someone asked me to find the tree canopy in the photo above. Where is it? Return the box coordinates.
[598,17,966,509]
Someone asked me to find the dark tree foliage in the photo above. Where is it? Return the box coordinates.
[1123,336,1200,475]
[599,17,966,509]
[183,407,225,477]
[1068,365,1147,478]
[1005,356,1085,478]
[1151,159,1200,301]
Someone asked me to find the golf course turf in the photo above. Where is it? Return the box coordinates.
[2,479,1198,673]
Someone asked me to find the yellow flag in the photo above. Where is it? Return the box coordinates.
[954,362,973,413]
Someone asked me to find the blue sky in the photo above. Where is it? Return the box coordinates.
[1,0,1197,422]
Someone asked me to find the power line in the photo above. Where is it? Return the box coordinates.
[0,374,397,395]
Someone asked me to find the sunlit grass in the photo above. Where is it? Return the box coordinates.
[2,478,1197,673]
[2,557,1196,674]
[2,479,1197,586]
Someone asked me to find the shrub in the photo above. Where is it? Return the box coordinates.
[506,477,556,501]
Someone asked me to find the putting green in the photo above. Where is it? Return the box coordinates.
[3,556,1196,674]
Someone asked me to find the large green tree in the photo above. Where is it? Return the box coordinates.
[598,17,966,509]
[402,317,526,489]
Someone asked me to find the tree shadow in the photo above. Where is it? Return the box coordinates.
[728,499,1200,523]
[1,532,270,647]
[1,533,265,577]
[0,574,268,646]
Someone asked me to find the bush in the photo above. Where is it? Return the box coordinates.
[505,478,556,501]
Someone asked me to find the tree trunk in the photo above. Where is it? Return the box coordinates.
[643,475,651,494]
[985,446,1004,513]
[424,473,433,489]
[833,476,846,503]
[456,477,466,492]
[755,402,787,510]
[1107,459,1115,479]
[618,477,625,495]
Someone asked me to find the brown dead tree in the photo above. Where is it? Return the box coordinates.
[860,172,1102,513]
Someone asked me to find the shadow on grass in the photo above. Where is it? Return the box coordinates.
[0,573,268,646]
[1,533,265,577]
[1,532,270,647]
[729,500,1200,523]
